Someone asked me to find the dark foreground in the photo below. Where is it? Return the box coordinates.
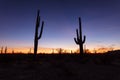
[0,53,120,80]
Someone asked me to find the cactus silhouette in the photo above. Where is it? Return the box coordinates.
[34,10,44,58]
[74,17,86,55]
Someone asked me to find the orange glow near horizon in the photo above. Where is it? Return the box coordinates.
[0,46,120,54]
[0,47,76,54]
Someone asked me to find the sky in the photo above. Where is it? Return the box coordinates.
[0,0,120,53]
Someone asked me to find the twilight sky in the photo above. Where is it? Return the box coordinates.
[0,0,120,52]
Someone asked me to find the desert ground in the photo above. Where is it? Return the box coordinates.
[0,52,120,80]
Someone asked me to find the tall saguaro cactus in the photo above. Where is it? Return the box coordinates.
[74,17,86,55]
[34,10,44,57]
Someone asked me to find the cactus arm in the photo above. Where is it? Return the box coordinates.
[82,35,86,43]
[74,38,79,44]
[38,21,44,39]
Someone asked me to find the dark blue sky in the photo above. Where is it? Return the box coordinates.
[0,0,120,51]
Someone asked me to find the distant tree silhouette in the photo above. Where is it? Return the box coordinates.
[1,46,3,54]
[52,49,54,54]
[64,50,67,53]
[28,48,31,53]
[93,48,97,53]
[84,45,86,53]
[85,49,91,53]
[71,50,73,54]
[34,10,44,59]
[74,17,86,55]
[75,49,80,53]
[12,49,14,54]
[56,48,64,54]
[5,46,7,54]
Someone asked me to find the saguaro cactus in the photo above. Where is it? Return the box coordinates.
[74,17,86,55]
[34,10,44,57]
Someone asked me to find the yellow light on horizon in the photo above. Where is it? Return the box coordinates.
[1,46,120,54]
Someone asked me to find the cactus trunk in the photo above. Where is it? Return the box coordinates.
[80,42,84,54]
[74,17,86,55]
[34,38,38,55]
[79,18,83,54]
[34,10,44,59]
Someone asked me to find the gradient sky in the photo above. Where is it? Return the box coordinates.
[0,0,120,52]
